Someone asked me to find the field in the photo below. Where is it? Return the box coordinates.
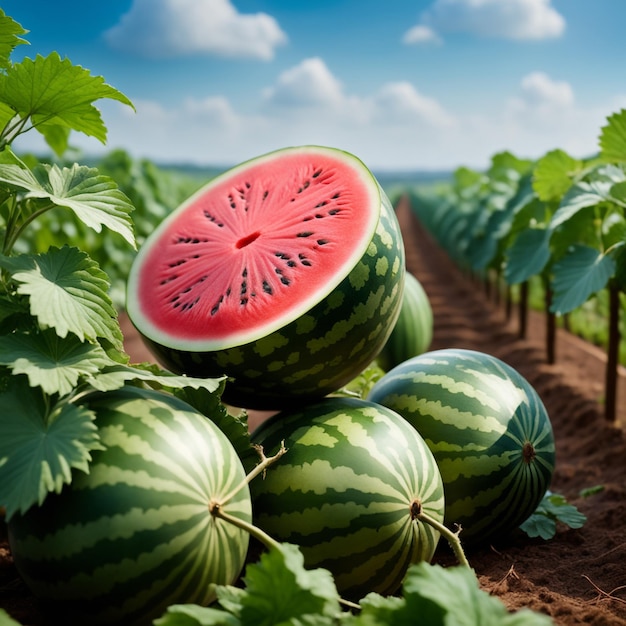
[1,195,624,625]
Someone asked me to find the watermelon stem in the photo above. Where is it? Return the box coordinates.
[209,502,282,552]
[219,441,288,507]
[209,503,364,614]
[209,442,289,551]
[410,500,470,569]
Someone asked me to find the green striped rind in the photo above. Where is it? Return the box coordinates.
[8,386,251,626]
[367,348,555,545]
[250,397,444,600]
[377,271,433,372]
[143,183,405,410]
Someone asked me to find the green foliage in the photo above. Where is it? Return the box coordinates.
[0,9,226,519]
[519,492,587,540]
[411,107,626,365]
[599,109,626,164]
[0,608,23,626]
[156,545,553,626]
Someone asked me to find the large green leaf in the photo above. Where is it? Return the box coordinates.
[533,149,582,203]
[549,180,612,232]
[551,245,616,314]
[4,246,124,349]
[396,562,552,626]
[0,9,27,71]
[237,543,340,625]
[599,109,626,164]
[0,52,133,153]
[0,375,103,519]
[504,227,551,284]
[154,604,240,626]
[86,362,226,394]
[0,328,112,396]
[0,161,136,248]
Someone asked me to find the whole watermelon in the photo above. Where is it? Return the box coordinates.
[126,145,405,410]
[368,348,555,545]
[377,270,433,372]
[7,386,252,626]
[249,396,445,600]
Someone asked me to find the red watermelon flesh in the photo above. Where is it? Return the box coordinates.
[128,146,379,352]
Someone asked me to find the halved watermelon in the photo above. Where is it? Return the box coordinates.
[126,146,405,409]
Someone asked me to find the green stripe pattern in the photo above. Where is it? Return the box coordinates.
[145,182,405,411]
[250,397,444,600]
[377,271,433,372]
[8,386,251,626]
[368,348,555,545]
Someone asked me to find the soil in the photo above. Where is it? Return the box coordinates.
[1,197,625,625]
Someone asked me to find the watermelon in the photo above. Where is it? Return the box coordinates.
[249,396,445,600]
[377,271,433,372]
[7,386,252,626]
[126,145,405,410]
[367,348,555,546]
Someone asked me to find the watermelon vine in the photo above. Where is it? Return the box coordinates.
[0,9,225,522]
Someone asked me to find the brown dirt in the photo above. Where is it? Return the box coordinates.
[1,198,625,625]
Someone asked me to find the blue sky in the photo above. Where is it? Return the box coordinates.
[5,0,626,171]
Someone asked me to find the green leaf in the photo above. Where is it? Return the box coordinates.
[3,246,123,349]
[0,375,103,519]
[86,362,226,395]
[0,608,24,626]
[0,9,28,71]
[533,149,583,203]
[551,245,615,314]
[504,228,551,284]
[579,485,604,498]
[610,179,626,207]
[520,492,587,540]
[0,328,112,396]
[549,180,612,232]
[599,109,626,164]
[0,52,134,153]
[0,293,28,325]
[0,161,136,248]
[237,543,341,625]
[154,603,240,626]
[517,511,556,540]
[400,562,553,626]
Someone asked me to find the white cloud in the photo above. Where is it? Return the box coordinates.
[369,82,455,127]
[12,61,625,173]
[518,71,574,108]
[402,25,442,46]
[405,0,565,43]
[104,0,287,60]
[262,59,455,128]
[263,58,346,109]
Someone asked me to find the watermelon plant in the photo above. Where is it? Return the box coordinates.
[249,396,450,600]
[0,8,226,532]
[368,348,556,545]
[7,386,254,626]
[376,270,433,372]
[156,544,553,625]
[126,145,406,410]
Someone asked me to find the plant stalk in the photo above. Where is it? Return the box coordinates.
[411,500,470,569]
[218,441,287,506]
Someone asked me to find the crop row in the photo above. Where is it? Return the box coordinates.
[408,115,626,422]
